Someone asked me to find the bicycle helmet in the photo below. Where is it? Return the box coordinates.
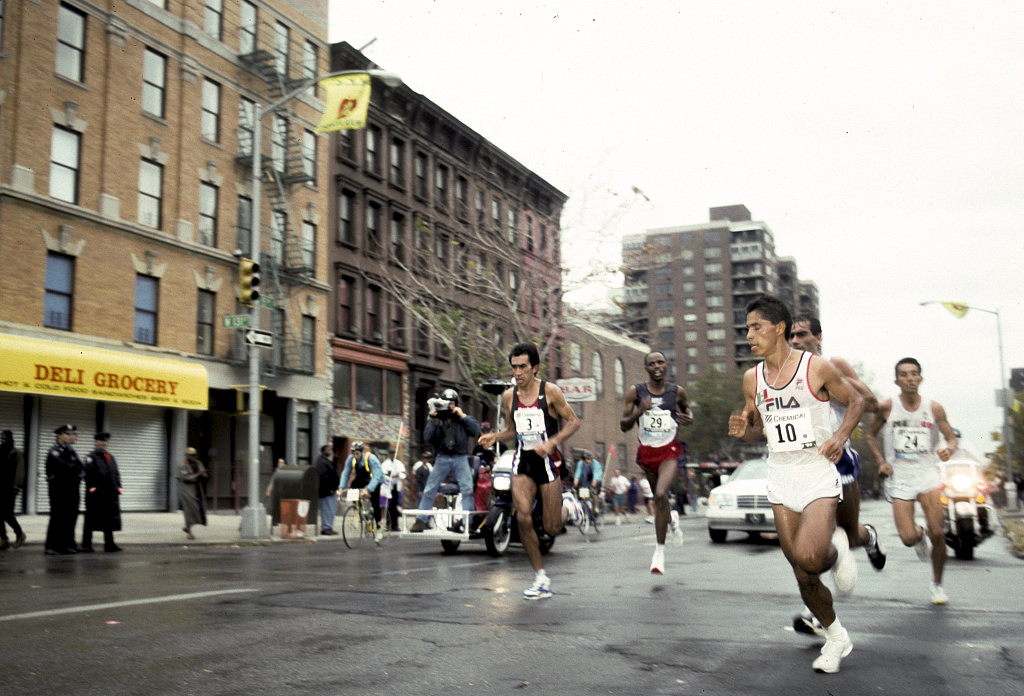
[350,440,364,451]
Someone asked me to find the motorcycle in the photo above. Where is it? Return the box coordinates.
[482,449,556,557]
[939,457,996,560]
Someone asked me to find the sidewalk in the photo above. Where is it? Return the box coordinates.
[6,510,346,549]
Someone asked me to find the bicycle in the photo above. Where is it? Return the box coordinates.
[341,488,381,548]
[577,486,604,533]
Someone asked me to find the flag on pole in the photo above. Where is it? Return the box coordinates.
[941,302,969,318]
[316,73,372,132]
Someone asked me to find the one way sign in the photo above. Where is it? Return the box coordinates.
[245,329,273,348]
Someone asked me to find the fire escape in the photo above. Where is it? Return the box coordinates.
[236,49,315,375]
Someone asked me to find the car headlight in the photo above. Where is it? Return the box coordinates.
[709,492,735,508]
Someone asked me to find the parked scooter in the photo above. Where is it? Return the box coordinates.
[939,457,996,560]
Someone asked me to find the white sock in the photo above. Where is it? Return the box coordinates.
[655,543,665,552]
[825,618,845,640]
[536,569,548,581]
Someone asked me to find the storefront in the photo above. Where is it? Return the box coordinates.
[0,334,207,513]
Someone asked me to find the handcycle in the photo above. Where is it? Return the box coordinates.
[340,488,382,548]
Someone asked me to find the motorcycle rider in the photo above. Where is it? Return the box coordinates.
[410,389,480,533]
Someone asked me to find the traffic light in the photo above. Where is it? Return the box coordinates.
[238,257,261,306]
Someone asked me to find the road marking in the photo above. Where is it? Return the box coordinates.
[377,559,503,576]
[0,588,257,623]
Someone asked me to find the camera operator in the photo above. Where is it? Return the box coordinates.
[409,389,481,533]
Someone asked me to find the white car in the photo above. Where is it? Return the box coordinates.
[706,457,775,543]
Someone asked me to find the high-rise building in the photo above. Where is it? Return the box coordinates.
[619,205,818,379]
[0,1,331,514]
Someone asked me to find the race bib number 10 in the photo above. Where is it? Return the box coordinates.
[514,407,546,450]
[765,408,816,452]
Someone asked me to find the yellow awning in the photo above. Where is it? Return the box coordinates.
[0,335,208,408]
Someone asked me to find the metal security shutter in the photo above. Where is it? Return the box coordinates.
[107,403,167,511]
[0,393,27,512]
[36,398,96,513]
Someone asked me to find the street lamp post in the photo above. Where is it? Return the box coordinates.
[239,69,402,539]
[920,301,1017,511]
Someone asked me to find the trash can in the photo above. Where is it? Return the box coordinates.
[268,465,319,535]
[279,499,311,539]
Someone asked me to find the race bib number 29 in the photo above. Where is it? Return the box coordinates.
[514,407,546,450]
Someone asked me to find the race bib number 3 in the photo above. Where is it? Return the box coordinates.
[764,408,817,452]
[894,426,931,455]
[514,407,546,450]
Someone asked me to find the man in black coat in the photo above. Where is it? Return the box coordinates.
[1,430,26,550]
[316,444,340,535]
[45,424,83,555]
[81,432,123,552]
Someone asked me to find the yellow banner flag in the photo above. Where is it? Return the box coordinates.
[316,73,371,132]
[941,302,969,318]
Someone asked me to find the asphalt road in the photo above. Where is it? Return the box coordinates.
[1,501,1022,696]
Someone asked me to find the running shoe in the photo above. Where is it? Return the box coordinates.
[812,628,853,673]
[522,575,552,600]
[863,523,887,571]
[831,528,858,594]
[793,613,824,636]
[930,583,949,605]
[650,546,665,575]
[914,524,932,561]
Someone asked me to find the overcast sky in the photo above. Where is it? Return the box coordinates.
[329,1,1024,460]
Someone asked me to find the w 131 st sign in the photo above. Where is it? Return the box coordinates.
[557,378,597,402]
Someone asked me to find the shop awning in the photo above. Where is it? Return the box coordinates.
[0,334,208,408]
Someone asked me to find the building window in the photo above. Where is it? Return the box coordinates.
[333,361,352,408]
[142,48,166,118]
[301,220,315,270]
[332,363,404,415]
[355,364,383,412]
[44,253,74,330]
[509,268,517,291]
[271,309,285,368]
[366,202,381,254]
[272,114,288,172]
[455,176,468,219]
[684,331,697,342]
[134,275,158,345]
[390,212,405,265]
[196,290,215,355]
[415,316,430,354]
[708,328,727,340]
[491,199,501,233]
[389,138,405,186]
[569,342,582,371]
[301,315,315,370]
[302,40,317,82]
[338,189,355,244]
[273,22,289,75]
[337,274,354,333]
[592,352,604,395]
[706,294,724,308]
[270,210,286,264]
[614,358,625,396]
[707,311,725,324]
[49,126,80,204]
[414,152,428,198]
[302,129,317,180]
[239,1,257,54]
[238,97,255,157]
[236,195,252,257]
[201,79,221,142]
[507,209,517,243]
[365,285,381,339]
[337,129,354,161]
[435,164,448,210]
[704,246,722,258]
[389,296,405,348]
[365,126,380,174]
[204,0,223,40]
[56,4,86,82]
[198,183,218,246]
[138,159,163,228]
[704,263,723,275]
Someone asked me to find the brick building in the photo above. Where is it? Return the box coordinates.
[0,1,331,514]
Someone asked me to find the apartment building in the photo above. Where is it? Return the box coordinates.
[0,1,331,513]
[324,42,568,458]
[619,204,818,380]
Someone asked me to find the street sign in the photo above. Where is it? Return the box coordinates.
[222,314,251,329]
[244,329,273,348]
[258,295,275,309]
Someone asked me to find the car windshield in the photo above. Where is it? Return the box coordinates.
[730,458,769,481]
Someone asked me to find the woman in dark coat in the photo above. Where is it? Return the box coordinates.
[177,447,208,539]
[81,432,122,552]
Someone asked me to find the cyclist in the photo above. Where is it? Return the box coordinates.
[340,441,385,542]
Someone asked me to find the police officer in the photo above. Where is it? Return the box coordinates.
[45,424,84,555]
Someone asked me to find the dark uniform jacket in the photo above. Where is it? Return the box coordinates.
[83,447,122,532]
